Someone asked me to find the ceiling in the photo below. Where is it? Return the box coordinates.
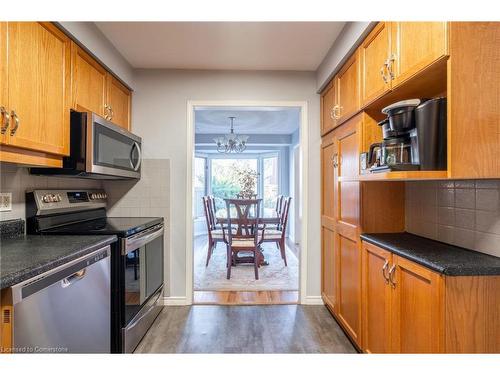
[95,22,345,71]
[195,106,300,135]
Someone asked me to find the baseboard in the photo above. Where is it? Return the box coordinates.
[162,296,191,306]
[302,296,324,305]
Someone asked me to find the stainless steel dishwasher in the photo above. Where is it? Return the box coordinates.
[11,245,111,353]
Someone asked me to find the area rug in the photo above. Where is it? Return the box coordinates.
[194,240,299,291]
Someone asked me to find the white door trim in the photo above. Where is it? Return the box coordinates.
[185,100,309,305]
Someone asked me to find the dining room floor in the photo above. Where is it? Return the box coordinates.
[193,235,299,292]
[134,305,357,353]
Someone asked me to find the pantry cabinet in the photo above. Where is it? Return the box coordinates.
[71,43,132,130]
[390,22,448,87]
[360,22,391,106]
[0,22,71,156]
[321,131,337,312]
[333,115,362,345]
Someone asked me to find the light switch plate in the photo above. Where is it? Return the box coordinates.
[0,192,12,211]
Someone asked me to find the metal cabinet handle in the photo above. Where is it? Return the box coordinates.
[109,106,114,120]
[387,54,396,80]
[329,107,335,120]
[0,106,9,134]
[382,260,390,284]
[332,153,339,168]
[388,264,397,288]
[332,104,341,120]
[10,110,19,135]
[380,62,389,84]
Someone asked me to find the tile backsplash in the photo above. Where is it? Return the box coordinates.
[0,163,101,222]
[406,180,500,257]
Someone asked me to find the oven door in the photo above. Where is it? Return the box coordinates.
[121,224,164,352]
[88,113,142,179]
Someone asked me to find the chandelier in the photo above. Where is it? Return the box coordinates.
[213,117,249,153]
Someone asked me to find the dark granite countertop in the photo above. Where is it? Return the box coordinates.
[0,234,117,289]
[360,232,500,276]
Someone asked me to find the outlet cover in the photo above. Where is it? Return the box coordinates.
[0,193,12,211]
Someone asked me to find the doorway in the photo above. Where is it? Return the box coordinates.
[186,101,308,305]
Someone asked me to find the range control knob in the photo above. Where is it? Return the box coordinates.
[90,193,96,200]
[42,194,51,203]
[56,194,62,202]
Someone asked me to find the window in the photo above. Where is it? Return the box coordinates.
[262,155,279,217]
[193,156,207,219]
[211,158,258,216]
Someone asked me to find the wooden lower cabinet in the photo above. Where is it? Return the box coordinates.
[362,242,391,353]
[361,240,500,353]
[390,255,444,353]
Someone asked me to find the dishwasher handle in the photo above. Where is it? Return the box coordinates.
[11,245,111,305]
[61,269,87,288]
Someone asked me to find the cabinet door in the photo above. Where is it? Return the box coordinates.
[362,242,392,353]
[106,73,131,130]
[334,115,362,345]
[360,22,391,106]
[71,42,107,116]
[390,255,444,353]
[321,226,337,311]
[321,80,337,135]
[391,22,448,87]
[6,22,70,155]
[321,132,337,311]
[336,51,360,125]
[0,22,7,145]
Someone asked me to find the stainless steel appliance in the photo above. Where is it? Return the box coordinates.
[26,189,164,353]
[11,245,111,353]
[30,110,141,179]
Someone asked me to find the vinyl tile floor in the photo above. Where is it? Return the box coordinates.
[134,305,357,353]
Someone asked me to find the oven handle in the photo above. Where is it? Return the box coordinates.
[123,224,164,255]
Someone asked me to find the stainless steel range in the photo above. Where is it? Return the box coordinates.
[26,189,164,353]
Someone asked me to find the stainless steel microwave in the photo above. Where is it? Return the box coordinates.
[31,111,142,179]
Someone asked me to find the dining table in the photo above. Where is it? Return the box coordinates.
[215,215,281,266]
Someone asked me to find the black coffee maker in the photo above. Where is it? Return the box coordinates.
[367,98,447,172]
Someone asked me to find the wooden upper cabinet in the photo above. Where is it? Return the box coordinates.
[106,73,131,130]
[5,22,70,156]
[390,22,448,87]
[360,22,391,106]
[335,51,360,125]
[362,242,392,353]
[0,23,7,146]
[320,80,337,135]
[71,42,107,116]
[390,255,444,353]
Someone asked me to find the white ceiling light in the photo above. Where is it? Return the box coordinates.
[213,117,249,153]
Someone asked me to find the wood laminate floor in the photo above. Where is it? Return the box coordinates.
[193,290,299,305]
[134,305,357,353]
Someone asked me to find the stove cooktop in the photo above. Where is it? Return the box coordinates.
[42,216,163,237]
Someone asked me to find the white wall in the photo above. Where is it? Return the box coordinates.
[58,22,135,88]
[316,22,375,92]
[131,69,321,299]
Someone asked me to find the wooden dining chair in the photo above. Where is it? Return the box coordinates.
[263,197,292,266]
[202,195,226,267]
[222,198,265,280]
